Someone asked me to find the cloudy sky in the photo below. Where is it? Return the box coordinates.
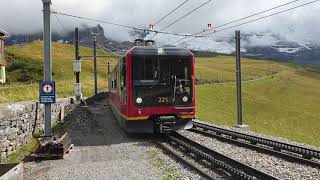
[0,0,320,45]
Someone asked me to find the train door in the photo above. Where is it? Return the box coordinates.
[120,57,127,115]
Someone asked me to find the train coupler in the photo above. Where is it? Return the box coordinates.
[155,116,176,134]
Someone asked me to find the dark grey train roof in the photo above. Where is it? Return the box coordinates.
[130,46,193,57]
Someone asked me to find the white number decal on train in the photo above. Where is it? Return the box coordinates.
[158,97,168,103]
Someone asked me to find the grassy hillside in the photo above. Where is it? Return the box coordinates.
[196,57,320,147]
[1,41,319,147]
[195,56,295,84]
[1,41,117,103]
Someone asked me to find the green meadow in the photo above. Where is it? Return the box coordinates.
[1,41,117,103]
[1,41,319,147]
[196,57,320,147]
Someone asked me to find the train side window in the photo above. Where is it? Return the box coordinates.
[121,57,126,90]
[114,65,118,89]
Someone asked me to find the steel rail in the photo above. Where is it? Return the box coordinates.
[191,121,320,168]
[156,142,216,180]
[162,132,278,180]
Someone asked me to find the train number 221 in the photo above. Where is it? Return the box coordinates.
[158,97,168,103]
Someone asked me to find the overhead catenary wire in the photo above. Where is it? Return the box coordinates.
[51,8,68,33]
[96,42,121,57]
[154,0,191,26]
[157,34,231,43]
[149,0,191,40]
[51,10,224,40]
[171,0,302,45]
[178,0,320,46]
[160,0,212,31]
[52,10,146,31]
[153,0,213,41]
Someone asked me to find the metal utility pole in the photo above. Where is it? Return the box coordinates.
[75,28,80,84]
[42,0,52,137]
[74,28,82,103]
[235,30,243,127]
[107,62,110,75]
[93,35,98,95]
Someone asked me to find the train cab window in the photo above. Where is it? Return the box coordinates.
[132,55,192,106]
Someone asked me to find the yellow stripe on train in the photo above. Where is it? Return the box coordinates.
[125,115,195,121]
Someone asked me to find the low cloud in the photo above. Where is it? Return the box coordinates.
[0,0,319,45]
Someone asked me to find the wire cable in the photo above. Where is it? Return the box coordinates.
[172,0,302,45]
[149,0,191,40]
[52,11,147,31]
[151,0,213,40]
[51,10,223,39]
[178,0,319,46]
[154,0,191,26]
[160,0,213,31]
[51,8,68,32]
[96,42,121,57]
[153,0,213,41]
[150,0,213,41]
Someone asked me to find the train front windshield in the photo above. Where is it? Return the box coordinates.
[132,55,192,106]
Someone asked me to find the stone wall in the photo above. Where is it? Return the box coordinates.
[0,98,71,159]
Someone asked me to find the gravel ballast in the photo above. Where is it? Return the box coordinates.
[24,98,200,180]
[23,96,320,179]
[180,120,320,180]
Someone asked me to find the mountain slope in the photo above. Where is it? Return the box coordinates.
[6,25,320,66]
[2,41,117,102]
[5,25,132,52]
[153,31,320,66]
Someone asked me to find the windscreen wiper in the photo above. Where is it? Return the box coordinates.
[172,75,177,102]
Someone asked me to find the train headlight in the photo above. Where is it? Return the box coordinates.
[136,97,143,104]
[182,96,188,102]
[157,48,164,54]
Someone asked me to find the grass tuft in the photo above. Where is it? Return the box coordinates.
[145,150,180,180]
[2,138,38,163]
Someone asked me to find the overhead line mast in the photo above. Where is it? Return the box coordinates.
[42,0,53,137]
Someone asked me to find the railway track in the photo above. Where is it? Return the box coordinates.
[190,121,320,168]
[157,131,278,180]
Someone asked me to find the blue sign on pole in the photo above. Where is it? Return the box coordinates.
[39,81,56,104]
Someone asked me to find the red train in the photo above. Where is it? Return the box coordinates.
[108,41,195,133]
